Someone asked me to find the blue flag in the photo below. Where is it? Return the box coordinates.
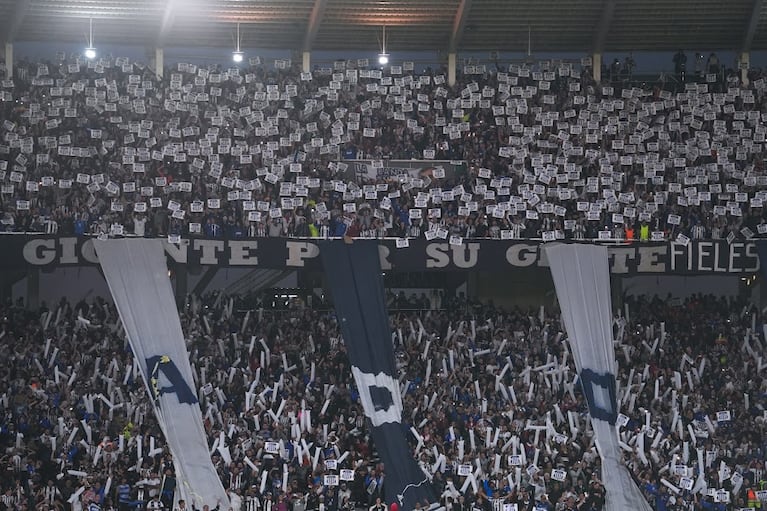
[320,240,435,510]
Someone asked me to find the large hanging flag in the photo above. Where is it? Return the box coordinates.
[95,239,229,509]
[320,240,435,510]
[546,244,652,511]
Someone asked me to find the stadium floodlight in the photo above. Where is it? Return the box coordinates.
[378,25,389,66]
[232,23,244,63]
[84,18,96,59]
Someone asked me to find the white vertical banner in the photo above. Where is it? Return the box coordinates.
[95,239,229,508]
[546,244,651,511]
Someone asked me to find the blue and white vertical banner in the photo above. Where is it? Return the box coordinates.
[95,239,229,509]
[320,240,436,510]
[546,244,652,511]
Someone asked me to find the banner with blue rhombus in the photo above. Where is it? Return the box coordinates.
[546,244,652,511]
[320,240,436,511]
[95,240,229,509]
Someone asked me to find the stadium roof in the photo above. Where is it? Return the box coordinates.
[0,0,765,55]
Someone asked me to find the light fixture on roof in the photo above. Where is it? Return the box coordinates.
[84,18,96,59]
[378,25,389,66]
[232,22,244,63]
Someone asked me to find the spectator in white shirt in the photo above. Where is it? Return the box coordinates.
[134,214,148,237]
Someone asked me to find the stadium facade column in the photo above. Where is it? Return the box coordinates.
[4,43,12,79]
[302,52,311,73]
[740,52,750,86]
[592,53,602,83]
[448,52,457,86]
[154,48,164,79]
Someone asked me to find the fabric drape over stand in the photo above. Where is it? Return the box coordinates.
[546,244,651,511]
[320,240,436,511]
[95,239,229,509]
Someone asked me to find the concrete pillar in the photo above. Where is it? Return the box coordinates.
[4,43,13,79]
[592,52,602,83]
[740,52,749,86]
[302,51,311,73]
[155,47,164,79]
[448,52,456,87]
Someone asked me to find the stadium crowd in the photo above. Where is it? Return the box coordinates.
[0,290,764,511]
[2,53,767,242]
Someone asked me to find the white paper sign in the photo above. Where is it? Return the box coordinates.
[457,464,472,476]
[714,490,729,503]
[617,414,629,427]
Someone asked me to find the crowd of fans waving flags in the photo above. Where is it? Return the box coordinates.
[0,290,764,510]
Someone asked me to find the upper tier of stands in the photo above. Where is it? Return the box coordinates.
[2,55,767,242]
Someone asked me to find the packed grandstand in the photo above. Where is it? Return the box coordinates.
[0,291,765,511]
[2,15,767,511]
[1,55,767,242]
